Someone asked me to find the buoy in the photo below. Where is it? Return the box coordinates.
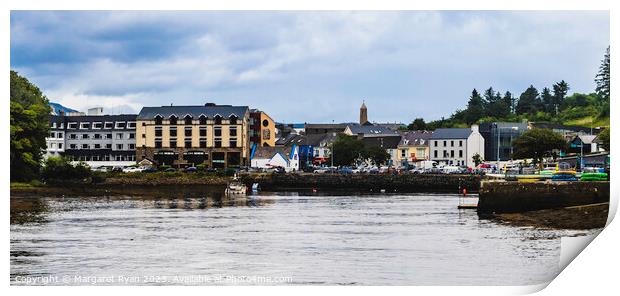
[312,188,318,193]
[462,188,467,196]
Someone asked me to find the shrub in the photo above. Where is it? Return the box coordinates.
[41,156,92,183]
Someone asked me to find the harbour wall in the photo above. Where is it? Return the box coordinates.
[478,181,610,213]
[240,173,481,193]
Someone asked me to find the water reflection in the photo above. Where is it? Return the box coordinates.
[10,192,599,285]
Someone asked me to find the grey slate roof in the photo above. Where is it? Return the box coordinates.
[430,128,472,139]
[347,124,399,136]
[399,131,433,146]
[252,146,293,160]
[137,105,249,120]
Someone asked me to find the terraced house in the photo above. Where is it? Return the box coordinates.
[136,103,250,168]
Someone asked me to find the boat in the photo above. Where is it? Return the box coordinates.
[551,170,577,181]
[580,172,608,181]
[225,174,247,195]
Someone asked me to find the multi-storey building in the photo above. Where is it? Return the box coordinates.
[136,104,250,169]
[479,122,528,161]
[429,125,485,168]
[45,114,138,167]
[249,109,276,147]
[394,130,432,166]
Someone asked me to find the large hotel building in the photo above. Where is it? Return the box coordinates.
[136,103,251,168]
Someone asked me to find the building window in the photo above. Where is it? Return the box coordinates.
[229,115,238,125]
[434,150,438,158]
[214,138,222,148]
[170,127,177,137]
[94,134,101,139]
[459,141,463,147]
[199,138,207,148]
[434,141,438,147]
[115,122,126,129]
[199,127,207,137]
[262,119,269,127]
[185,140,192,148]
[155,127,162,137]
[229,126,237,136]
[116,144,123,150]
[169,115,178,125]
[185,127,192,137]
[401,149,406,158]
[129,133,135,139]
[50,143,56,149]
[127,122,136,128]
[199,115,207,125]
[104,122,113,129]
[262,129,271,140]
[58,143,63,149]
[155,139,162,148]
[170,139,177,148]
[451,150,455,157]
[51,122,57,128]
[68,122,78,129]
[230,139,237,148]
[80,122,90,129]
[142,134,145,138]
[105,144,112,149]
[81,134,90,139]
[443,150,448,157]
[459,150,463,158]
[129,144,135,150]
[184,115,193,125]
[154,115,163,125]
[70,134,77,139]
[57,132,63,139]
[50,132,56,138]
[70,144,77,149]
[214,115,222,125]
[106,133,112,139]
[116,133,123,139]
[93,122,103,129]
[214,127,222,137]
[443,140,447,147]
[94,144,101,149]
[451,140,454,147]
[82,144,89,149]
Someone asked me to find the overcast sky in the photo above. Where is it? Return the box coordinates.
[11,11,609,123]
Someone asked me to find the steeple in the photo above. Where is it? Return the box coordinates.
[359,100,368,125]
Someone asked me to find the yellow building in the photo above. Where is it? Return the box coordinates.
[394,131,432,165]
[136,104,250,168]
[250,110,275,147]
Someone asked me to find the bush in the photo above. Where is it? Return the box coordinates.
[41,156,92,183]
[196,164,206,171]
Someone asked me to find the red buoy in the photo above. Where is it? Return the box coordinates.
[462,188,467,196]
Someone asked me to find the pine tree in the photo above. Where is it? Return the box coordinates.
[516,85,540,115]
[540,87,554,114]
[465,89,485,124]
[552,80,569,112]
[595,46,610,101]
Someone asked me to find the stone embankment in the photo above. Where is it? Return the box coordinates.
[478,181,610,213]
[240,173,481,193]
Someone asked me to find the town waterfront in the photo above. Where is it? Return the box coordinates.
[10,192,601,285]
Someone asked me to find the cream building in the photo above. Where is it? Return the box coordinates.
[136,104,250,168]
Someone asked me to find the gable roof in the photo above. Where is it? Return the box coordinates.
[137,105,248,120]
[399,131,433,146]
[430,128,472,139]
[252,146,293,160]
[346,124,399,136]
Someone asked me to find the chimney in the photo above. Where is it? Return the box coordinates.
[471,124,479,133]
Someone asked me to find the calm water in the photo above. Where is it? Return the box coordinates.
[10,192,600,285]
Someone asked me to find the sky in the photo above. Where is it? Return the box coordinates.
[10,11,609,124]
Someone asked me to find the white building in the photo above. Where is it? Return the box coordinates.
[250,146,300,172]
[429,125,485,168]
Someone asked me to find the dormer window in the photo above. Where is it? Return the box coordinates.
[68,122,78,129]
[169,115,178,125]
[115,122,126,129]
[80,122,90,129]
[214,115,222,125]
[154,115,163,125]
[104,122,113,129]
[184,115,193,125]
[229,115,238,125]
[199,115,207,125]
[93,122,103,129]
[127,121,136,128]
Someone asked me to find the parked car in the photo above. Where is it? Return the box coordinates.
[92,166,111,172]
[123,166,144,173]
[164,167,176,172]
[143,167,157,173]
[184,166,198,173]
[337,167,353,174]
[205,167,218,173]
[313,167,330,174]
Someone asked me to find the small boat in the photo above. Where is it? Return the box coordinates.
[580,172,608,181]
[551,170,577,181]
[251,183,260,193]
[225,174,247,195]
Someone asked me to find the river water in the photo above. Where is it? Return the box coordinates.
[10,192,600,285]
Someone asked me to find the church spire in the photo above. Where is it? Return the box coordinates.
[360,100,368,125]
